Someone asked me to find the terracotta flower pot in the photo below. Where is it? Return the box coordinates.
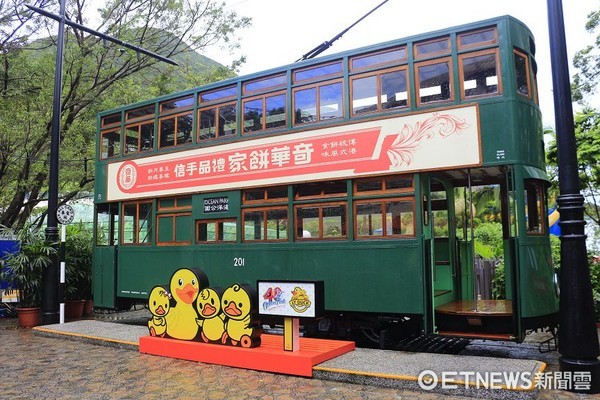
[16,307,41,328]
[83,299,94,317]
[64,300,85,320]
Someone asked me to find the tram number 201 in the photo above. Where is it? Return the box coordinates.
[233,257,245,267]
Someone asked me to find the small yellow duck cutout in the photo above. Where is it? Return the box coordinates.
[221,283,261,348]
[147,285,171,337]
[195,287,225,343]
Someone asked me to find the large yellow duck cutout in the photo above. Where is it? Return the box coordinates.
[195,287,226,343]
[221,283,262,348]
[165,268,209,340]
[147,285,171,337]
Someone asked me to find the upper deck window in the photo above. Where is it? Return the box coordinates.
[198,102,237,141]
[414,37,450,59]
[351,66,408,115]
[160,96,194,114]
[243,73,286,94]
[459,49,501,99]
[293,61,343,83]
[458,27,497,50]
[294,81,343,124]
[159,111,193,149]
[125,121,154,154]
[416,58,453,105]
[126,105,155,121]
[100,129,121,159]
[200,85,237,103]
[514,49,531,98]
[102,113,121,127]
[243,91,286,133]
[350,46,407,70]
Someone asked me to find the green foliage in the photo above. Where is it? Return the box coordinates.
[492,261,505,300]
[473,222,504,259]
[587,254,600,322]
[0,224,56,307]
[64,223,93,300]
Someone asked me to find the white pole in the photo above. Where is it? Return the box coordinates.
[60,224,66,324]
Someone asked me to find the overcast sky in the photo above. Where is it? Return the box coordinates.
[203,0,598,128]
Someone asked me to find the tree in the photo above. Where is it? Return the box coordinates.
[572,10,600,103]
[0,0,250,228]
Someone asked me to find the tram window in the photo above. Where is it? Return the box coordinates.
[199,102,237,140]
[243,92,286,133]
[414,37,450,59]
[295,204,347,240]
[296,180,347,198]
[243,208,287,241]
[514,50,531,98]
[157,213,192,245]
[122,201,153,245]
[458,27,497,49]
[416,59,452,105]
[356,202,383,236]
[124,122,154,154]
[351,46,407,70]
[351,67,408,115]
[160,96,194,114]
[102,113,121,127]
[524,180,545,235]
[294,81,343,125]
[293,61,342,83]
[459,49,500,99]
[96,203,119,246]
[126,105,155,121]
[243,186,288,203]
[244,73,286,94]
[200,85,237,103]
[158,196,192,211]
[196,219,237,243]
[100,129,121,159]
[159,112,193,149]
[354,175,413,194]
[355,199,414,238]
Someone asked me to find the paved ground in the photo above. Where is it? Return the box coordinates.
[0,312,597,399]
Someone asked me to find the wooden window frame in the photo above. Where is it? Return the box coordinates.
[457,27,498,50]
[524,180,546,236]
[121,201,153,245]
[197,101,237,142]
[101,113,121,129]
[124,121,154,155]
[126,104,155,123]
[350,46,407,72]
[294,202,348,241]
[160,95,194,116]
[514,49,532,99]
[458,48,502,100]
[350,66,410,116]
[196,218,237,243]
[243,186,288,204]
[243,73,286,95]
[293,60,343,84]
[414,36,451,59]
[100,128,121,160]
[158,110,194,149]
[292,79,344,125]
[157,212,192,246]
[242,90,287,134]
[199,85,238,105]
[353,175,414,195]
[354,198,416,239]
[242,207,288,242]
[157,196,192,212]
[294,180,347,200]
[415,57,454,107]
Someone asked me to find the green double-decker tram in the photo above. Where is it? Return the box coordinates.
[93,15,558,344]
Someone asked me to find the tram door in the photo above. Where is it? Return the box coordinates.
[93,203,119,309]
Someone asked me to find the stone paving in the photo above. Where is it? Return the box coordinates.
[0,316,596,399]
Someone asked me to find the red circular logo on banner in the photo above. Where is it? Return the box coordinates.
[117,161,138,192]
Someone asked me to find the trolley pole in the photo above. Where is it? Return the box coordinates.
[547,0,600,393]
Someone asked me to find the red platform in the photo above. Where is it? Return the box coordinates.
[139,334,355,377]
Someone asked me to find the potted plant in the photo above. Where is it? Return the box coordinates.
[64,223,93,319]
[0,224,55,328]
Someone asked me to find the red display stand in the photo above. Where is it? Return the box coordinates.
[139,334,354,377]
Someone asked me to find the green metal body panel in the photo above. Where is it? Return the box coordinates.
[92,246,116,308]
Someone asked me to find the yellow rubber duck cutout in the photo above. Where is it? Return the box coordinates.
[221,283,261,348]
[147,285,171,337]
[165,268,208,340]
[195,287,225,343]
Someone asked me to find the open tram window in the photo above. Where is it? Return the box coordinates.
[198,102,237,141]
[355,199,414,238]
[459,49,501,99]
[96,203,119,246]
[295,203,347,240]
[243,208,288,241]
[351,67,408,115]
[122,201,153,245]
[416,59,452,105]
[124,121,154,154]
[524,180,545,235]
[159,112,193,149]
[196,219,237,243]
[514,49,531,98]
[100,129,121,159]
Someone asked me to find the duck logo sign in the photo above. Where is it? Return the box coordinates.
[147,268,262,348]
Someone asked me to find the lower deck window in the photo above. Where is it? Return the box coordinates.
[524,180,545,235]
[295,203,347,239]
[196,219,237,243]
[122,202,153,244]
[243,208,288,241]
[355,199,414,238]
